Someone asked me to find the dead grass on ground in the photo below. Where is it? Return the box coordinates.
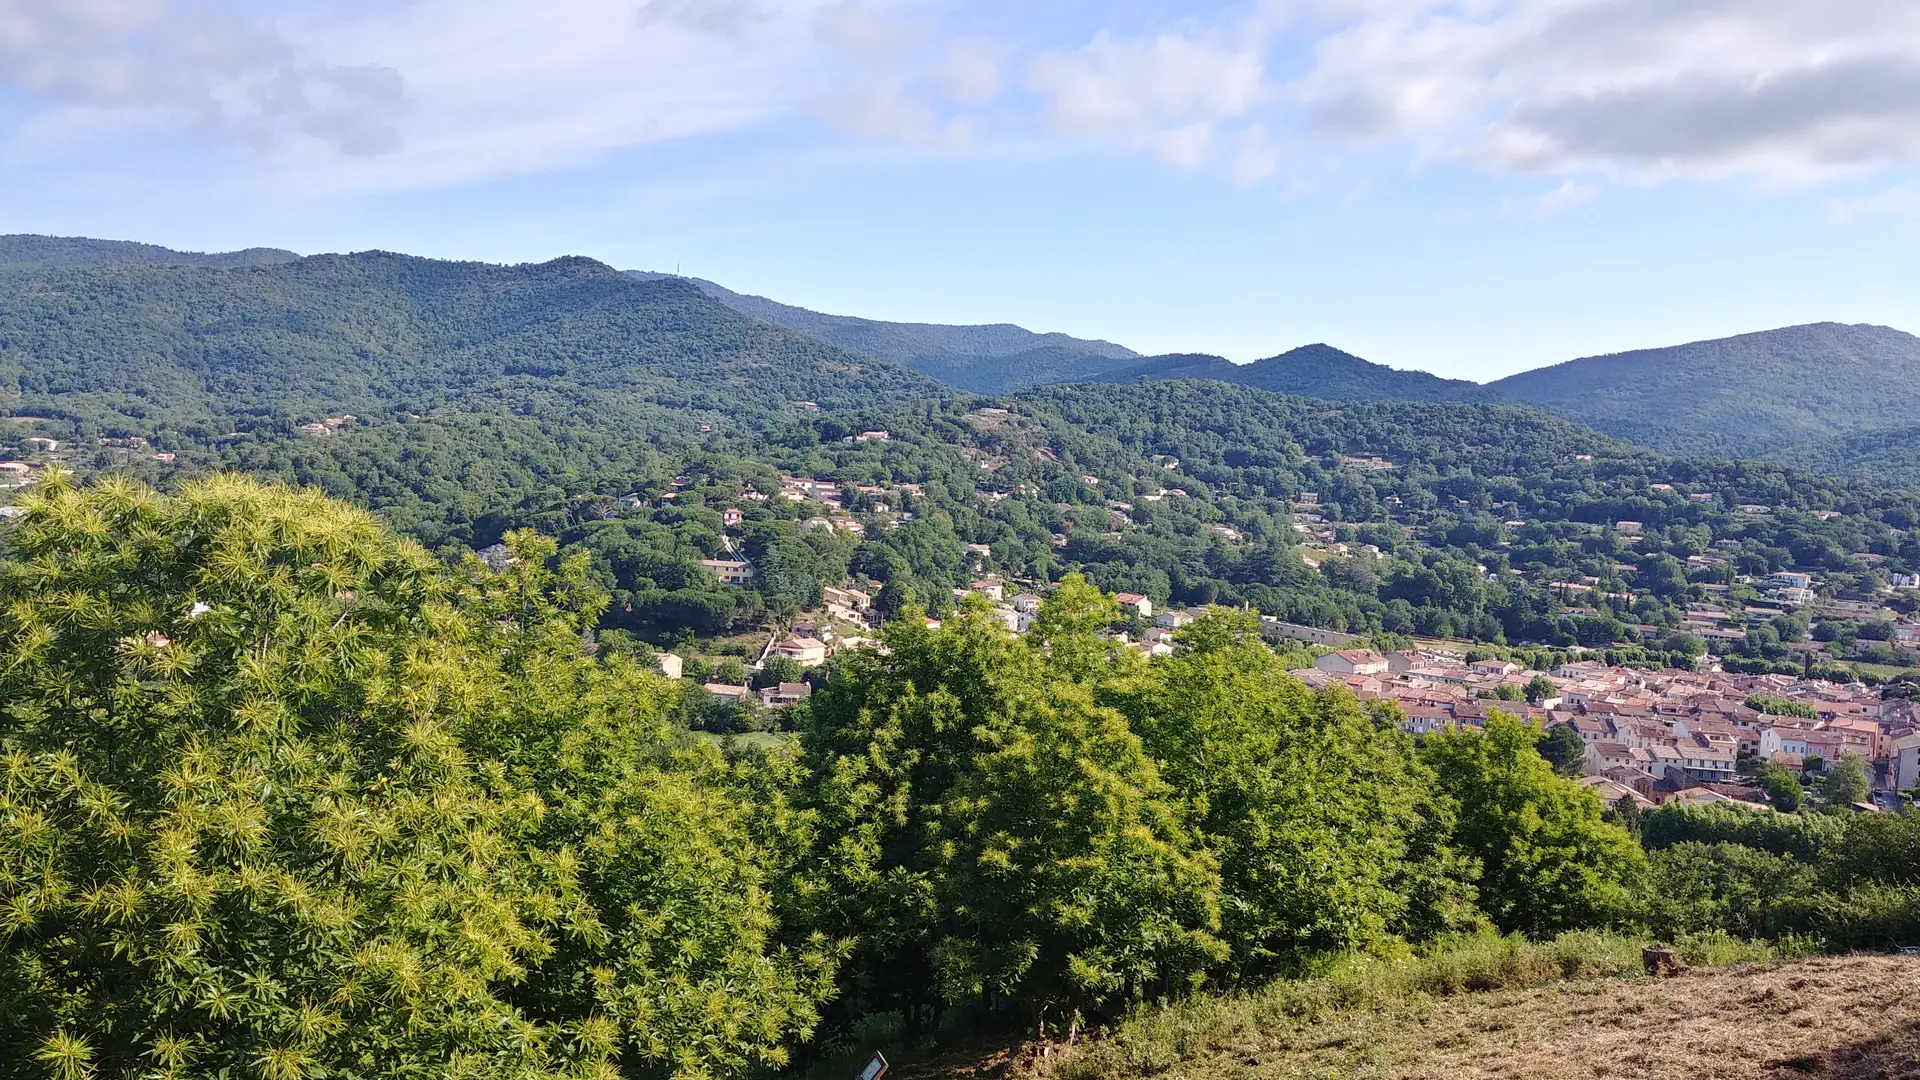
[1033,955,1920,1080]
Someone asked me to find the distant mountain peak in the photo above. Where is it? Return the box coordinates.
[624,270,1144,393]
[1488,321,1920,458]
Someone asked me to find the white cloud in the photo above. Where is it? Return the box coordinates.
[1828,186,1920,226]
[1151,123,1215,168]
[1294,0,1920,184]
[1026,32,1265,137]
[1228,123,1280,185]
[824,78,941,142]
[12,0,1920,198]
[0,0,404,155]
[940,38,1005,104]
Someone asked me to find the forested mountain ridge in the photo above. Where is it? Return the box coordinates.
[626,270,1144,392]
[0,250,942,439]
[1094,342,1485,402]
[1487,322,1920,459]
[0,233,301,270]
[5,241,1920,667]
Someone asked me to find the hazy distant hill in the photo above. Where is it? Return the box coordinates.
[0,234,301,271]
[626,271,1142,392]
[1093,343,1484,402]
[1,253,939,436]
[1487,323,1920,458]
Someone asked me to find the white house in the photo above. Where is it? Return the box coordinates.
[1315,649,1391,676]
[774,636,829,666]
[700,559,753,587]
[1114,593,1154,619]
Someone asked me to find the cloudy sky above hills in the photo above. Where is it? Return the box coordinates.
[4,0,1919,377]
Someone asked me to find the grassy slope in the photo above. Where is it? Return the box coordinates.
[1058,954,1920,1080]
[890,938,1920,1080]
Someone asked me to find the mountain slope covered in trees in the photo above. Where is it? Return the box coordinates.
[1093,343,1484,402]
[627,270,1144,392]
[1487,322,1920,459]
[0,233,301,271]
[0,251,942,439]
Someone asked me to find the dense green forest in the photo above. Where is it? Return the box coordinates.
[1,475,1914,1079]
[627,272,1145,394]
[13,280,1920,674]
[1092,343,1483,402]
[0,252,939,438]
[1483,322,1920,460]
[4,242,1920,679]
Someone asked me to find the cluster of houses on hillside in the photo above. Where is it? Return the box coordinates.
[1298,647,1919,809]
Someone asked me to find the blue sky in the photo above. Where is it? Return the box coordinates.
[5,0,1920,380]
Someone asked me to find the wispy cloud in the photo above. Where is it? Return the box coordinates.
[1296,0,1920,185]
[9,0,1920,198]
[0,0,404,155]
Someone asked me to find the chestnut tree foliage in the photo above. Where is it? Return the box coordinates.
[0,474,830,1080]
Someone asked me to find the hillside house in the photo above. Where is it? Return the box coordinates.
[774,636,828,666]
[1316,649,1391,676]
[1114,593,1153,619]
[760,682,813,707]
[655,654,684,680]
[704,684,751,703]
[700,559,752,587]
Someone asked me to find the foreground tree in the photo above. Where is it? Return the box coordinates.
[0,475,831,1080]
[1118,613,1479,975]
[1422,712,1642,935]
[0,475,580,1079]
[793,587,1224,1037]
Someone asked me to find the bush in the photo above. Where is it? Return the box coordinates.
[1641,803,1843,862]
[1820,812,1920,890]
[1633,842,1819,940]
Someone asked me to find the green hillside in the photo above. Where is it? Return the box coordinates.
[1095,343,1483,401]
[1487,323,1920,458]
[0,233,300,271]
[1,252,940,439]
[627,271,1144,392]
[4,239,1919,681]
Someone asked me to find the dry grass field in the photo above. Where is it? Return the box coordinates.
[893,944,1920,1080]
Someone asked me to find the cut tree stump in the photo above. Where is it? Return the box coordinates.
[1643,947,1685,977]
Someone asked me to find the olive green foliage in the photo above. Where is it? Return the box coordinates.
[1633,842,1818,940]
[1421,713,1642,935]
[1116,612,1479,974]
[0,475,833,1079]
[1536,724,1588,777]
[1757,763,1805,813]
[1640,803,1843,863]
[1820,812,1920,891]
[1746,695,1818,719]
[450,533,840,1077]
[1815,753,1871,809]
[793,578,1226,1032]
[0,473,575,1079]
